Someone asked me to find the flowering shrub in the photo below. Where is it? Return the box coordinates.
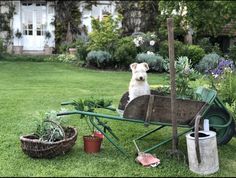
[196,53,221,73]
[206,58,236,115]
[132,32,159,53]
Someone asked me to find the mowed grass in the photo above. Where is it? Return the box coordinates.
[0,61,235,177]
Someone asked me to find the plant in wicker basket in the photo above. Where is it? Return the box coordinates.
[20,110,78,158]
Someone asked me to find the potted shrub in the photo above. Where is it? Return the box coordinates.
[44,31,53,55]
[68,43,77,55]
[72,98,112,154]
[20,110,78,158]
[13,29,23,54]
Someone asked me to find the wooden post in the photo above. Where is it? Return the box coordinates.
[167,18,178,152]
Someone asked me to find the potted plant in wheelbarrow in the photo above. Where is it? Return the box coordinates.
[72,98,112,154]
[20,110,78,158]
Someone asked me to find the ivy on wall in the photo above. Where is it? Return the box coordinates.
[53,1,97,52]
[0,2,15,45]
[115,0,159,35]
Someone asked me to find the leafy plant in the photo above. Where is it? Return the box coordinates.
[15,29,22,46]
[197,37,222,55]
[181,45,205,66]
[74,36,89,63]
[55,54,77,63]
[159,40,185,58]
[196,53,221,73]
[44,31,51,47]
[72,98,112,133]
[88,15,122,55]
[136,52,165,72]
[34,110,66,142]
[228,45,236,64]
[86,50,112,68]
[175,56,200,99]
[113,36,137,68]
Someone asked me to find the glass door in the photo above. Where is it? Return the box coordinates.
[22,2,47,50]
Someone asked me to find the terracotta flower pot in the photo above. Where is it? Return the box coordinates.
[83,135,103,154]
[68,48,77,55]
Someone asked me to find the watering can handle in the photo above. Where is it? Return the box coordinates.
[194,115,202,164]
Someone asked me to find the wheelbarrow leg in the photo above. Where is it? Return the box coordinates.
[143,128,193,153]
[89,117,129,157]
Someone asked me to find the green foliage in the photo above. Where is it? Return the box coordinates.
[88,15,122,54]
[113,36,137,68]
[86,50,112,68]
[197,37,222,55]
[229,45,236,63]
[34,110,66,142]
[159,1,236,37]
[73,98,112,114]
[196,53,221,73]
[116,1,159,35]
[14,29,22,39]
[75,37,89,62]
[45,54,77,63]
[132,32,159,53]
[136,53,165,72]
[0,37,5,57]
[181,45,205,66]
[0,54,46,62]
[218,71,236,106]
[175,56,200,99]
[159,40,185,58]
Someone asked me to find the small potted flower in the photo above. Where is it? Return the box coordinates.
[13,29,23,54]
[44,31,53,55]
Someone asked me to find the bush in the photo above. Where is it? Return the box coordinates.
[0,37,5,57]
[159,40,184,58]
[229,45,236,63]
[197,37,222,55]
[88,15,122,55]
[196,53,221,73]
[181,45,205,66]
[74,37,89,63]
[136,53,164,72]
[86,50,112,68]
[113,37,137,68]
[45,54,77,63]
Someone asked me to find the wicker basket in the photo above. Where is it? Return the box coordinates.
[20,127,77,158]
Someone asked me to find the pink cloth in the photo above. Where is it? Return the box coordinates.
[136,153,160,167]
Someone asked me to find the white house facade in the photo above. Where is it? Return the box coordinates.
[0,0,117,54]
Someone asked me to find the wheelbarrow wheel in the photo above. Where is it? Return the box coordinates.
[204,107,235,145]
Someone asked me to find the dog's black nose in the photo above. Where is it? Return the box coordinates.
[139,77,143,80]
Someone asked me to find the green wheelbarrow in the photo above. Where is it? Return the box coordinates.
[57,87,235,156]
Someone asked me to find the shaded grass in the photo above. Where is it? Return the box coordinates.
[0,61,235,177]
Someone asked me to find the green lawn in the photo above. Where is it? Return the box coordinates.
[0,61,235,177]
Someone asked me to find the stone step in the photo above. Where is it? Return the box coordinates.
[22,50,45,55]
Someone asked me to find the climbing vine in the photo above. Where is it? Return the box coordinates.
[53,1,97,52]
[0,2,15,47]
[115,1,159,35]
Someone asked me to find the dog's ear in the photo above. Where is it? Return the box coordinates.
[130,63,138,70]
[142,62,149,71]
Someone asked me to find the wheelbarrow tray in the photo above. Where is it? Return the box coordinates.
[118,91,207,126]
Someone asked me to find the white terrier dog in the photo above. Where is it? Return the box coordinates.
[128,62,151,103]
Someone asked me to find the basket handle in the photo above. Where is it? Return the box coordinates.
[43,120,66,139]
